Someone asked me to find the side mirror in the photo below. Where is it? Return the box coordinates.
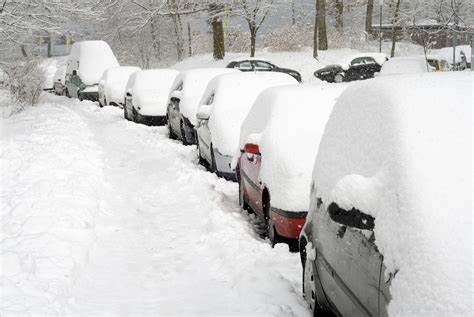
[126,89,132,97]
[244,143,260,155]
[328,203,375,231]
[72,70,77,76]
[196,105,211,121]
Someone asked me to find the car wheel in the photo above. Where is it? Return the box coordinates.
[180,121,189,145]
[196,138,207,167]
[302,246,319,316]
[334,73,344,83]
[124,105,129,120]
[210,145,218,175]
[263,193,280,247]
[238,170,250,211]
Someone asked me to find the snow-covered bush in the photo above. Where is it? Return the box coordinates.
[2,59,44,106]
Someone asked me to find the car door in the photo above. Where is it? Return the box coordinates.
[240,146,263,214]
[252,61,274,73]
[314,200,383,316]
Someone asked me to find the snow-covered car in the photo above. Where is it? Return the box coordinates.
[196,72,298,180]
[314,53,388,83]
[226,59,302,82]
[65,40,119,101]
[378,56,430,76]
[98,66,140,107]
[124,69,179,126]
[167,68,238,145]
[235,84,346,250]
[432,45,471,70]
[300,72,471,316]
[425,55,450,71]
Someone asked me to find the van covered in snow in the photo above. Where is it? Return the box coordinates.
[65,41,119,101]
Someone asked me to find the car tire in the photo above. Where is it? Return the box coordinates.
[210,145,218,175]
[263,193,280,247]
[65,89,70,98]
[302,245,318,316]
[124,105,129,120]
[334,73,344,83]
[180,121,189,145]
[197,139,207,167]
[238,170,250,211]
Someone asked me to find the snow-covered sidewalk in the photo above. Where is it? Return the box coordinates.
[1,94,309,316]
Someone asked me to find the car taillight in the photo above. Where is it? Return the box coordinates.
[244,143,260,155]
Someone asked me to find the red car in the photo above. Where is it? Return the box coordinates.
[237,142,306,251]
[235,84,347,252]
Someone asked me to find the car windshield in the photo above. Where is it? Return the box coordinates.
[351,57,377,66]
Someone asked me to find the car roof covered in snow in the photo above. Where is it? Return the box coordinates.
[340,52,388,70]
[312,72,472,315]
[236,83,347,211]
[102,66,141,83]
[379,55,429,76]
[69,41,119,85]
[204,72,298,156]
[127,69,179,114]
[169,68,238,125]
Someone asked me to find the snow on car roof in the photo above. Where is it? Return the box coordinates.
[204,72,298,156]
[170,68,238,125]
[312,72,472,315]
[102,66,141,83]
[340,52,388,70]
[69,41,119,85]
[236,84,347,211]
[130,69,179,115]
[379,56,429,76]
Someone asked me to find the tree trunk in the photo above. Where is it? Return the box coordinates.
[365,0,374,35]
[335,0,343,31]
[150,14,161,59]
[249,25,257,57]
[187,22,192,57]
[291,0,296,26]
[313,0,318,58]
[390,0,402,58]
[168,0,184,61]
[20,45,28,58]
[213,21,225,60]
[209,4,225,60]
[47,33,52,58]
[317,0,327,50]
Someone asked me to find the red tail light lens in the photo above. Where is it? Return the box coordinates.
[244,143,260,155]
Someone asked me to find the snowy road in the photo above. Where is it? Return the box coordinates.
[1,94,310,316]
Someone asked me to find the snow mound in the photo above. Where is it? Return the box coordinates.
[313,72,473,315]
[379,56,428,76]
[170,68,238,126]
[0,95,107,314]
[237,84,347,211]
[128,69,179,116]
[40,57,67,89]
[204,72,298,156]
[69,41,119,85]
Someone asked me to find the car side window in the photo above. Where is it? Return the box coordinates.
[351,57,376,66]
[254,61,273,70]
[327,202,375,231]
[238,61,252,70]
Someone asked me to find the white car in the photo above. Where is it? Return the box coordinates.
[195,72,298,180]
[378,56,430,76]
[300,72,471,316]
[98,66,140,107]
[124,69,179,126]
[65,41,119,101]
[167,68,238,145]
[235,84,347,249]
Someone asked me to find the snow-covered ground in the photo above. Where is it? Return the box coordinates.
[0,93,310,316]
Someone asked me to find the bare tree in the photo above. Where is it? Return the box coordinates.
[390,0,402,57]
[232,0,275,57]
[317,0,328,50]
[313,0,318,58]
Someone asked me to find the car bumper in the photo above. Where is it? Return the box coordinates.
[79,91,99,101]
[135,113,167,126]
[271,208,307,239]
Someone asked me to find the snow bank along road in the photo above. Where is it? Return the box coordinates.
[0,94,310,316]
